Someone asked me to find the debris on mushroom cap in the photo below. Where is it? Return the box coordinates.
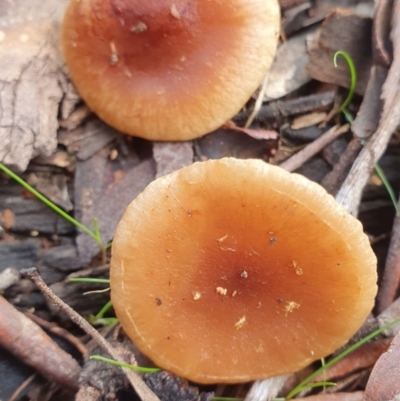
[61,0,280,140]
[110,158,377,384]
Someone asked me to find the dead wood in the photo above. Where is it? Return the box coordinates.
[0,294,80,390]
[280,124,349,172]
[22,267,162,401]
[364,331,400,401]
[0,0,76,172]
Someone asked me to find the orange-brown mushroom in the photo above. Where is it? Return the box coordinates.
[110,158,377,384]
[61,0,280,140]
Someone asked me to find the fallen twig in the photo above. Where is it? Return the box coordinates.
[0,294,80,390]
[21,267,161,401]
[280,124,349,172]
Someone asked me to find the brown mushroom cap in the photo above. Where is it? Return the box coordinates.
[110,158,377,384]
[61,0,280,140]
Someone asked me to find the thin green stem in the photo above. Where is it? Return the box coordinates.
[285,318,400,399]
[0,162,101,244]
[333,50,357,114]
[95,300,113,319]
[68,278,110,284]
[90,355,161,373]
[374,164,400,216]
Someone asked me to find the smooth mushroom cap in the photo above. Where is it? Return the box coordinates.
[110,158,377,384]
[61,0,280,140]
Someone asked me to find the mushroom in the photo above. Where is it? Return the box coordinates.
[110,158,377,384]
[61,0,280,140]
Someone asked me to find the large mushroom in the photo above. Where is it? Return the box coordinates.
[61,0,280,140]
[110,158,377,384]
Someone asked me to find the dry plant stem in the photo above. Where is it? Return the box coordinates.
[377,199,400,313]
[313,338,392,383]
[8,374,37,401]
[0,294,80,390]
[321,138,362,196]
[21,268,161,401]
[245,375,290,401]
[279,124,349,172]
[26,312,89,358]
[336,92,400,215]
[245,73,270,128]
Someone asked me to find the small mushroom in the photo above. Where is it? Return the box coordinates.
[110,158,377,384]
[61,0,280,140]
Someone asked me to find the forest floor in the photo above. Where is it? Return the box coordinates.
[0,0,400,401]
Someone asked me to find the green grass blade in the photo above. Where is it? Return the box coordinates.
[95,300,113,319]
[285,318,400,399]
[0,162,101,244]
[68,278,110,284]
[374,164,400,216]
[90,355,161,373]
[333,51,357,114]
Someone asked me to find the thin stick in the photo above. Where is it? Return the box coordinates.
[280,124,350,172]
[336,92,400,215]
[21,268,161,401]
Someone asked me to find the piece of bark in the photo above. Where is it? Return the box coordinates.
[37,264,67,286]
[278,0,310,10]
[321,138,362,196]
[0,239,41,272]
[282,124,330,142]
[59,105,92,131]
[235,91,336,125]
[0,295,80,390]
[42,244,84,273]
[75,154,155,264]
[33,151,75,172]
[307,8,373,96]
[0,0,75,172]
[195,129,278,161]
[76,120,119,162]
[0,267,20,290]
[77,341,136,401]
[26,170,73,211]
[372,0,393,67]
[322,137,348,167]
[364,331,400,401]
[0,194,74,235]
[281,2,312,38]
[291,112,327,130]
[352,66,388,139]
[144,371,213,401]
[263,28,316,100]
[153,142,194,179]
[296,157,331,183]
[382,0,400,120]
[63,118,130,155]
